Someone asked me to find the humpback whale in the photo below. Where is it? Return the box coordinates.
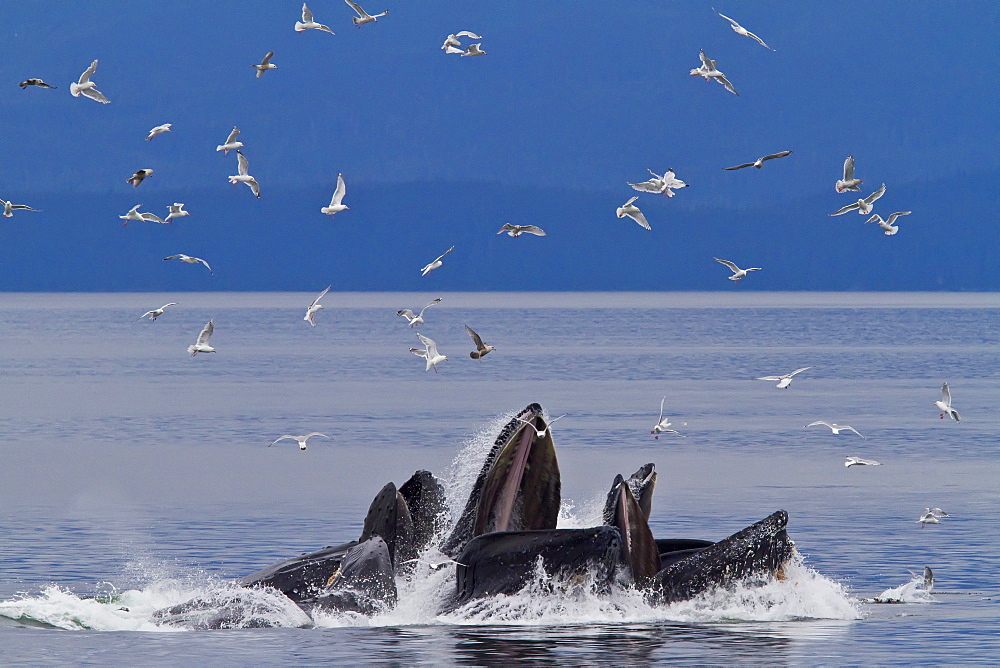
[158,403,797,624]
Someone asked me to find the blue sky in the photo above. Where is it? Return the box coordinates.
[1,1,997,291]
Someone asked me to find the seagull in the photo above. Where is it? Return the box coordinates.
[270,432,329,451]
[295,3,335,34]
[845,456,881,467]
[216,127,243,155]
[304,285,331,326]
[163,254,213,274]
[690,49,738,96]
[442,31,481,50]
[229,151,260,198]
[714,257,761,281]
[756,366,812,389]
[916,509,942,527]
[836,155,863,192]
[724,151,793,170]
[713,8,775,50]
[830,184,886,216]
[1,199,39,218]
[934,382,960,421]
[345,0,387,26]
[19,78,56,89]
[120,205,166,225]
[188,319,216,356]
[461,44,487,56]
[497,223,546,237]
[70,60,110,104]
[396,298,442,328]
[135,303,178,322]
[617,196,651,230]
[866,211,911,236]
[320,173,349,217]
[651,397,686,439]
[805,421,866,438]
[253,51,277,78]
[515,414,566,439]
[139,212,166,224]
[465,324,495,360]
[420,246,454,276]
[164,203,190,223]
[628,169,689,197]
[126,169,154,188]
[410,333,448,373]
[146,124,172,141]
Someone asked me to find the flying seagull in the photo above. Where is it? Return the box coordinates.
[805,421,866,438]
[724,151,793,170]
[229,151,260,198]
[163,254,213,274]
[146,123,172,141]
[442,31,481,50]
[690,49,738,96]
[916,509,943,527]
[19,78,56,89]
[447,43,486,56]
[70,60,109,103]
[714,257,761,281]
[515,414,566,439]
[304,285,331,326]
[830,183,886,216]
[651,396,686,439]
[420,246,454,276]
[756,366,812,389]
[934,382,960,421]
[845,456,881,467]
[396,297,442,328]
[126,169,154,188]
[410,333,448,373]
[345,0,388,26]
[270,432,329,451]
[1,198,39,218]
[866,211,911,236]
[295,3,335,34]
[713,8,775,50]
[164,203,190,223]
[135,303,178,322]
[497,223,546,237]
[628,169,689,197]
[216,127,243,155]
[320,173,349,217]
[188,319,216,356]
[253,51,277,78]
[617,196,651,230]
[120,204,164,226]
[465,324,495,360]
[836,155,863,192]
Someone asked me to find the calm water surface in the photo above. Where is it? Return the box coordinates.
[1,292,997,665]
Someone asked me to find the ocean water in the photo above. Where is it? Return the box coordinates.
[1,292,997,665]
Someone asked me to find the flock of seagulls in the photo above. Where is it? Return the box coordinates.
[13,2,959,538]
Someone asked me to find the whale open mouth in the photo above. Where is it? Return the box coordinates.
[441,404,562,556]
[473,415,559,536]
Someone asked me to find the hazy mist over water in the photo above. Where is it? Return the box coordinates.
[1,292,997,664]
